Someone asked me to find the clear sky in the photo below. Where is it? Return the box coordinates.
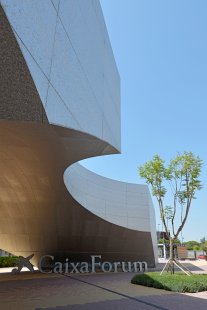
[82,0,207,242]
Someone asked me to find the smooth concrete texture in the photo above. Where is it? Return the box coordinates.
[64,164,157,243]
[0,0,157,266]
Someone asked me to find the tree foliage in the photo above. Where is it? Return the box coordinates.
[200,237,207,253]
[201,242,207,254]
[158,238,181,244]
[185,240,201,250]
[138,152,203,260]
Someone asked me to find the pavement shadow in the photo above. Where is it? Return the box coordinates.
[36,293,207,310]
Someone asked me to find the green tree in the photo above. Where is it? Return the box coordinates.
[185,240,201,250]
[200,237,206,244]
[158,238,181,244]
[200,237,207,254]
[193,245,201,251]
[201,242,207,254]
[138,152,202,275]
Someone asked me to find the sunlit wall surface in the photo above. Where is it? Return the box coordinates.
[2,0,121,150]
[0,0,157,266]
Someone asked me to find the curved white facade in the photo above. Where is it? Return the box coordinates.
[64,163,157,262]
[1,0,121,151]
[64,163,155,232]
[1,0,157,264]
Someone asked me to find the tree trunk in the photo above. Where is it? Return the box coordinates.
[169,239,174,260]
[169,239,174,274]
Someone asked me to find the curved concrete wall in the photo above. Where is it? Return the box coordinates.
[0,0,157,266]
[64,163,155,232]
[65,163,157,262]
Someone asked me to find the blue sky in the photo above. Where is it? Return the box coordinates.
[83,0,207,242]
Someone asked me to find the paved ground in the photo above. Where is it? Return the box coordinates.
[0,261,207,310]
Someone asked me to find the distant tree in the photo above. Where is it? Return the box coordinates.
[200,237,207,254]
[158,238,169,244]
[200,237,206,244]
[158,238,180,245]
[201,242,207,254]
[185,240,201,250]
[193,245,201,251]
[138,152,202,275]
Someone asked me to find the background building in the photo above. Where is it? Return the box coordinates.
[0,0,157,267]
